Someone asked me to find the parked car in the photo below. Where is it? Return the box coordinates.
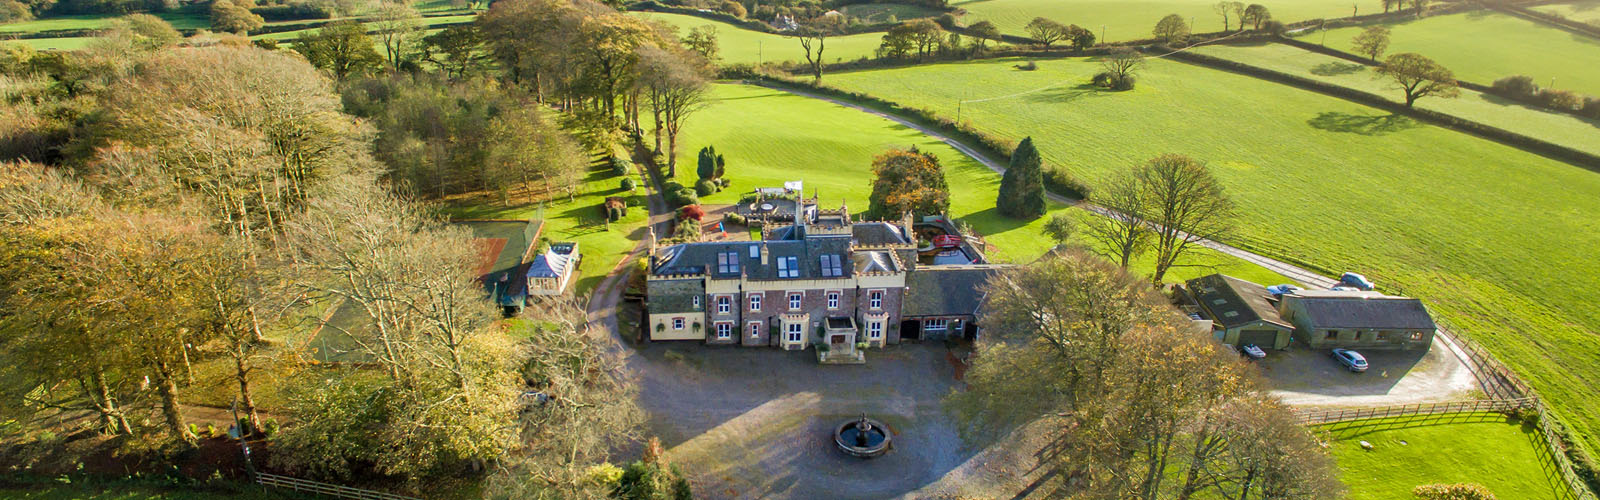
[1239,344,1266,360]
[1331,348,1368,372]
[1339,272,1375,291]
[1265,284,1301,296]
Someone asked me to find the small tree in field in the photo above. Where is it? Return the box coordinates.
[1376,52,1459,107]
[1095,47,1144,90]
[1025,17,1067,47]
[1414,483,1496,500]
[1351,25,1390,61]
[1242,3,1272,29]
[1042,213,1076,247]
[967,20,1001,53]
[1067,24,1096,51]
[996,137,1046,219]
[1153,14,1190,45]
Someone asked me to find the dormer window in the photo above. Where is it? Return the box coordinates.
[717,252,739,274]
[749,244,760,258]
[819,254,843,277]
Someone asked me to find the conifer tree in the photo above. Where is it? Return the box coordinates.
[997,137,1046,218]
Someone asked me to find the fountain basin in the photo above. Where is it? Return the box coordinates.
[834,417,892,458]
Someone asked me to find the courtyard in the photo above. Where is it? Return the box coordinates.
[622,341,1049,499]
[1256,336,1480,408]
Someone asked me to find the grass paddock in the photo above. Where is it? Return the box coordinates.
[1318,412,1568,499]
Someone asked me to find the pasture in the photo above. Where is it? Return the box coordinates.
[1306,10,1600,95]
[1192,41,1600,156]
[0,9,208,32]
[951,0,1354,41]
[1319,413,1565,500]
[837,2,943,23]
[628,11,884,65]
[824,56,1600,455]
[1534,0,1600,24]
[666,82,1295,286]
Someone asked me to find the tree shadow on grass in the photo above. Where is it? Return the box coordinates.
[1310,61,1367,76]
[1022,83,1115,104]
[1307,111,1422,136]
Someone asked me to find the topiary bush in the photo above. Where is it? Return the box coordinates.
[611,155,633,176]
[694,178,718,196]
[621,177,636,191]
[723,212,746,225]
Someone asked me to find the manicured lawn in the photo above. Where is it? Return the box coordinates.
[951,0,1354,41]
[439,161,649,297]
[824,56,1600,456]
[1319,413,1567,500]
[1534,0,1600,24]
[0,9,209,33]
[628,12,886,65]
[1304,10,1600,95]
[665,82,1295,286]
[1192,41,1600,156]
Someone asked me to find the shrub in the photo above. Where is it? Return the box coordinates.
[621,177,637,191]
[1015,61,1038,71]
[1491,75,1539,101]
[1262,19,1287,36]
[1043,165,1092,199]
[262,418,279,438]
[718,0,746,18]
[717,177,731,188]
[611,155,634,176]
[1412,483,1496,500]
[667,187,698,208]
[1093,71,1135,91]
[937,13,958,28]
[723,212,746,225]
[680,205,706,221]
[694,178,718,196]
[1538,88,1583,111]
[1582,96,1600,119]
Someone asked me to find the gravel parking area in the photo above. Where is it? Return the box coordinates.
[1255,336,1480,408]
[623,341,1047,500]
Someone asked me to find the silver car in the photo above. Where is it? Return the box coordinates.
[1332,348,1368,373]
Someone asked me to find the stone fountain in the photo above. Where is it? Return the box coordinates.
[834,415,891,458]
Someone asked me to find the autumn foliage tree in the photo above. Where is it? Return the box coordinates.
[866,147,950,220]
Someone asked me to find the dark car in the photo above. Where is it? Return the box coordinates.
[1332,348,1368,372]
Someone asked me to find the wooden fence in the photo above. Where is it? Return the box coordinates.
[256,473,422,500]
[1297,398,1533,425]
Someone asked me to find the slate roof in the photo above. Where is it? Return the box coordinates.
[647,279,704,314]
[1294,295,1437,330]
[852,250,898,274]
[1186,274,1291,329]
[852,222,910,247]
[902,267,999,317]
[651,237,857,281]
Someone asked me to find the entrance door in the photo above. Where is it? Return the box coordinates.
[831,334,847,345]
[900,320,921,340]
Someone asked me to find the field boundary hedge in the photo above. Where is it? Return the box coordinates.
[1159,46,1600,171]
[1486,2,1600,40]
[0,10,476,40]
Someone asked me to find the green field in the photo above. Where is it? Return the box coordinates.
[823,56,1600,455]
[837,2,943,23]
[0,9,209,33]
[1320,414,1566,499]
[1,36,93,50]
[629,12,885,65]
[1533,0,1600,25]
[1193,41,1600,156]
[1306,10,1600,95]
[0,483,300,499]
[952,0,1355,41]
[664,82,1293,285]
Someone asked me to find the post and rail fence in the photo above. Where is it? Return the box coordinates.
[256,473,422,500]
[1295,398,1534,426]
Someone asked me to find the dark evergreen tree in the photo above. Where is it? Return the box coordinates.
[997,137,1046,218]
[696,145,724,181]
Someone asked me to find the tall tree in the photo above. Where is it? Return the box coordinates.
[1214,1,1235,31]
[1351,25,1390,61]
[996,136,1046,218]
[1025,17,1067,47]
[1067,23,1096,51]
[967,20,1000,53]
[1376,52,1460,107]
[637,44,710,177]
[791,14,841,81]
[1083,172,1153,268]
[1407,0,1430,15]
[420,25,488,79]
[866,148,949,219]
[373,2,423,71]
[294,20,384,81]
[682,24,719,62]
[1136,154,1233,285]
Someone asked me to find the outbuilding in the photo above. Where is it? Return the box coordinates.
[1277,290,1436,351]
[1183,274,1294,350]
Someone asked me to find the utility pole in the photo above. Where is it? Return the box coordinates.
[1101,25,1106,43]
[758,40,763,67]
[1321,19,1328,45]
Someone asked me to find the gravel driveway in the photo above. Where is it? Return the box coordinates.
[1256,336,1479,408]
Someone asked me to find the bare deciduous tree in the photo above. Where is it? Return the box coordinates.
[1136,154,1233,286]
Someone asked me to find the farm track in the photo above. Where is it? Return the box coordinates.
[752,81,1494,402]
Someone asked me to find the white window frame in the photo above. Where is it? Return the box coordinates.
[715,322,732,339]
[868,321,883,339]
[788,292,803,311]
[692,296,700,309]
[786,322,803,343]
[716,295,731,314]
[924,318,948,331]
[868,289,883,310]
[749,321,763,339]
[673,318,685,330]
[826,291,840,310]
[749,294,762,312]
